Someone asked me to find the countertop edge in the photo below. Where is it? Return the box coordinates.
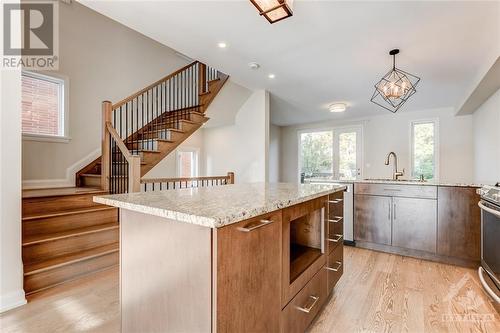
[94,185,345,228]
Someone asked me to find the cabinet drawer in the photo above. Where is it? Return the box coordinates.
[281,268,327,333]
[354,183,437,199]
[327,221,343,254]
[328,192,344,218]
[326,244,343,294]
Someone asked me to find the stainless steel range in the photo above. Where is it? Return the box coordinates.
[477,184,500,303]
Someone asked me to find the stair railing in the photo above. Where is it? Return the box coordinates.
[140,172,235,192]
[101,61,223,194]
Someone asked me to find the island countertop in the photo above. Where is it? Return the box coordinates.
[94,182,346,228]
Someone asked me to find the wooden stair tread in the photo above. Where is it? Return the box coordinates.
[22,206,116,221]
[22,187,105,199]
[138,149,161,154]
[81,174,100,178]
[24,243,119,275]
[23,222,119,246]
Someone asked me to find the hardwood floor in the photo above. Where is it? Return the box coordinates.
[1,247,499,333]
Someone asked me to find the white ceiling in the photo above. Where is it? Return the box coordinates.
[80,0,499,126]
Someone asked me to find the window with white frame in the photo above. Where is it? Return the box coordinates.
[411,120,438,180]
[21,71,66,139]
[177,148,199,178]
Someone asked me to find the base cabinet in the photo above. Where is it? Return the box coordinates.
[354,194,392,245]
[217,211,282,333]
[392,197,437,253]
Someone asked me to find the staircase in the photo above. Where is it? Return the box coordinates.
[77,61,228,192]
[22,61,228,295]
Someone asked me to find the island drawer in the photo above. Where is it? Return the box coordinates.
[354,183,437,199]
[328,191,344,218]
[281,268,327,333]
[326,243,343,294]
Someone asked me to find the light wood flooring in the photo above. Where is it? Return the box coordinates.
[1,247,499,333]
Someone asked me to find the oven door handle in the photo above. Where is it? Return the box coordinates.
[478,267,500,303]
[478,201,500,218]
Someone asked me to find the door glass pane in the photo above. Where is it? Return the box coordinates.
[338,132,357,180]
[299,131,333,183]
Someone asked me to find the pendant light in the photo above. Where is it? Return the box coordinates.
[370,49,421,113]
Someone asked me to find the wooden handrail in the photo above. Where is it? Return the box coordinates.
[112,61,199,110]
[141,172,235,184]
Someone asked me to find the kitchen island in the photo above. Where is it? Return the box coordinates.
[94,182,346,333]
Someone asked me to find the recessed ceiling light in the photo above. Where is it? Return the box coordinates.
[217,42,227,48]
[268,74,276,79]
[329,103,347,113]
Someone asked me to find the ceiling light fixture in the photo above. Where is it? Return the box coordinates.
[370,49,421,113]
[217,42,227,48]
[329,103,346,113]
[268,74,276,79]
[249,0,293,24]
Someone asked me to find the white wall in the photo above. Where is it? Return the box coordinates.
[203,90,270,183]
[281,108,475,183]
[22,2,188,187]
[269,124,281,183]
[473,88,500,184]
[0,69,26,312]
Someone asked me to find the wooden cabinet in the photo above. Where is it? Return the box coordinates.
[437,186,481,261]
[281,268,327,333]
[217,211,282,333]
[282,197,327,307]
[392,197,437,253]
[354,194,392,245]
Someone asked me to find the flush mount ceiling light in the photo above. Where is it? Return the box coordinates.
[249,0,293,24]
[329,103,346,113]
[217,42,227,48]
[248,62,260,70]
[370,49,421,113]
[268,73,276,79]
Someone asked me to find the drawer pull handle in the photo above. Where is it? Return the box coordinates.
[328,234,343,243]
[237,219,273,232]
[326,261,342,272]
[383,188,402,192]
[296,295,320,313]
[328,199,343,204]
[328,216,343,224]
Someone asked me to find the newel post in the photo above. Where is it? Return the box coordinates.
[101,101,112,192]
[198,62,207,95]
[228,172,235,184]
[129,156,142,193]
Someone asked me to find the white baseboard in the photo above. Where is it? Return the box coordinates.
[22,148,101,190]
[0,289,27,313]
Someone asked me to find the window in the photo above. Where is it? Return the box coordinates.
[22,71,67,141]
[411,120,438,180]
[177,149,199,178]
[299,131,333,182]
[299,127,362,183]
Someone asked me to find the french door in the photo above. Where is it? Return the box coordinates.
[299,126,362,183]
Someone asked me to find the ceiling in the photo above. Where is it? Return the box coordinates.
[80,0,499,126]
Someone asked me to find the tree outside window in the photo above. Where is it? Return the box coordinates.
[412,121,436,180]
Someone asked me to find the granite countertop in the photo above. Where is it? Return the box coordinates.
[94,182,346,228]
[307,179,483,188]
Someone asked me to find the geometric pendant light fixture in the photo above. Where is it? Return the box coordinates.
[370,49,421,113]
[249,0,293,24]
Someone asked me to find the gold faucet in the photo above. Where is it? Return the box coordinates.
[384,152,405,180]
